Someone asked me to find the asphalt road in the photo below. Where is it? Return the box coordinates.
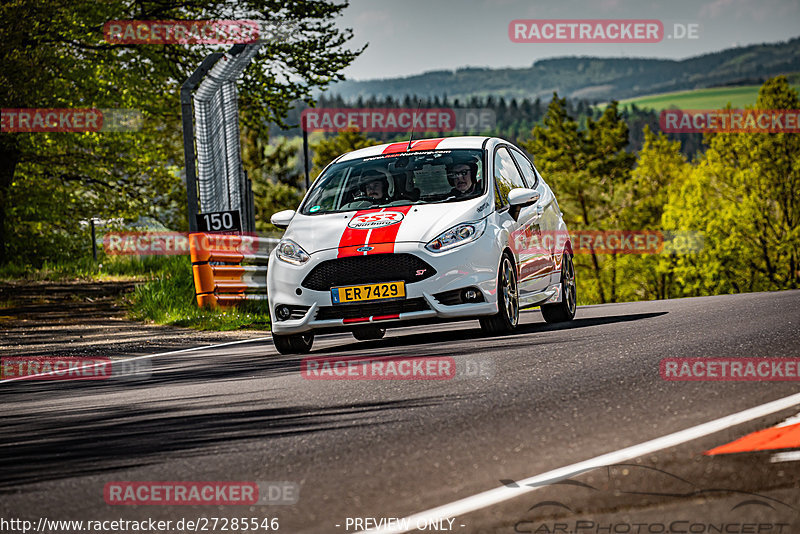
[2,290,799,533]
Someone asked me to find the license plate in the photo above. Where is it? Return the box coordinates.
[331,281,405,304]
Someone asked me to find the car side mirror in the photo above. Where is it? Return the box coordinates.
[270,209,296,230]
[507,188,540,221]
[508,188,540,207]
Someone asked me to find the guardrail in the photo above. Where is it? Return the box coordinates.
[189,233,279,308]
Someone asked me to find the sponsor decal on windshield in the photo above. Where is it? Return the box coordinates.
[362,150,451,162]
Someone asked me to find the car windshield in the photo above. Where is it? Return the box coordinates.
[300,149,485,215]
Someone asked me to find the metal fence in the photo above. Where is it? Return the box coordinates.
[181,43,261,233]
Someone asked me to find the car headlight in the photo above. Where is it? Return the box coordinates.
[425,219,487,253]
[276,239,310,265]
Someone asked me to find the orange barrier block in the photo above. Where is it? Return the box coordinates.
[189,233,211,263]
[705,421,800,455]
[211,265,246,280]
[190,232,275,309]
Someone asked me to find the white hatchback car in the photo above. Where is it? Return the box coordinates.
[267,136,575,354]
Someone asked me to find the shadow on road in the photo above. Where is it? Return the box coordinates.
[518,311,668,333]
[0,311,667,489]
[319,311,668,355]
[0,389,448,489]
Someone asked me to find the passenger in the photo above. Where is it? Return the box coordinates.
[447,158,479,197]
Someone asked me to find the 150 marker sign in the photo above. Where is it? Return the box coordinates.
[196,210,242,233]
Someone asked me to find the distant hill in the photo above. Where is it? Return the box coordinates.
[614,83,800,111]
[325,38,800,103]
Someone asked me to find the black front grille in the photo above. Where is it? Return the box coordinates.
[315,298,430,320]
[302,254,436,291]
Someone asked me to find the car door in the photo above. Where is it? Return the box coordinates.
[509,148,557,286]
[531,164,566,286]
[493,146,551,295]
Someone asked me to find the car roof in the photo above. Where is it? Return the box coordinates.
[336,136,496,162]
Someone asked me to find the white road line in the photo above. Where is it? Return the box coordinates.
[776,411,800,427]
[356,391,800,534]
[770,451,800,463]
[0,336,272,383]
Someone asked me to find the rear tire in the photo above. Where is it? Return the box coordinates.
[480,254,519,335]
[272,332,314,354]
[352,327,386,341]
[541,252,576,323]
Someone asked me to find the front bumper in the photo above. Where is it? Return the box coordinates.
[267,238,502,335]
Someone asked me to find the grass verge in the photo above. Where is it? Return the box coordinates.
[1,254,272,331]
[615,84,800,111]
[0,255,183,281]
[126,256,271,331]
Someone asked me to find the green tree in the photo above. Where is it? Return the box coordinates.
[521,94,633,303]
[616,127,690,301]
[243,133,305,234]
[310,129,379,178]
[0,0,363,265]
[662,76,800,294]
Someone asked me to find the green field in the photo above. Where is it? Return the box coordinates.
[611,84,800,111]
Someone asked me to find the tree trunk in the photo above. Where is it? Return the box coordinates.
[577,189,607,303]
[0,136,21,265]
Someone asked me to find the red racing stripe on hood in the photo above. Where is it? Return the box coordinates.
[337,209,376,251]
[338,206,412,258]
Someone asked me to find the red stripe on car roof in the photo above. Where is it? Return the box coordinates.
[382,142,409,154]
[381,138,445,155]
[408,138,445,151]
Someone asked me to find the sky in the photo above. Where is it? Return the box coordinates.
[333,0,800,80]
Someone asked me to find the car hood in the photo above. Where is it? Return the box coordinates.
[284,197,491,254]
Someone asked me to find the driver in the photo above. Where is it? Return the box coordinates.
[360,170,391,203]
[447,158,479,197]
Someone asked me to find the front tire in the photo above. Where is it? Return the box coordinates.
[272,332,314,354]
[541,252,576,323]
[480,254,519,335]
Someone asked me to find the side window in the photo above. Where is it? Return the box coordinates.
[494,147,527,209]
[509,149,538,189]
